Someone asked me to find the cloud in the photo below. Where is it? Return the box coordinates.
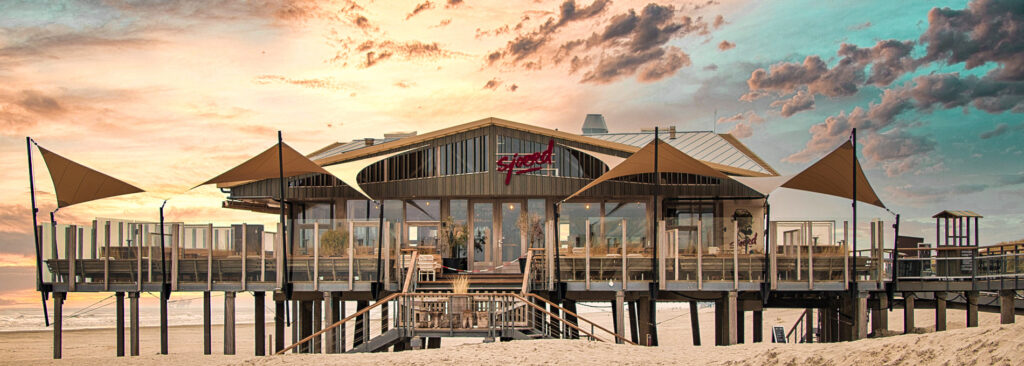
[728,122,752,138]
[861,129,937,176]
[848,21,872,30]
[349,40,454,67]
[919,0,1024,82]
[446,0,464,8]
[490,0,610,63]
[718,40,735,51]
[713,15,726,29]
[980,123,1009,139]
[703,64,718,71]
[483,78,503,90]
[508,84,519,92]
[18,90,65,115]
[717,110,764,124]
[406,1,435,20]
[254,75,354,90]
[886,183,989,202]
[770,89,815,117]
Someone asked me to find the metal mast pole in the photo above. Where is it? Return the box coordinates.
[375,200,384,299]
[650,127,660,346]
[278,131,290,299]
[851,128,857,294]
[159,200,169,354]
[27,137,50,327]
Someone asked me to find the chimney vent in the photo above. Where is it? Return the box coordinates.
[669,126,677,139]
[364,138,375,146]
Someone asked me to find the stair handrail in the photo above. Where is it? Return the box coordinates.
[402,250,419,293]
[521,249,534,295]
[276,292,402,355]
[785,308,807,343]
[517,293,637,345]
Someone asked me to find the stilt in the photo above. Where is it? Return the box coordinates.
[614,291,625,344]
[856,294,868,340]
[1000,290,1015,324]
[160,289,168,355]
[323,293,335,354]
[714,298,724,345]
[116,292,125,357]
[871,295,888,336]
[427,337,441,349]
[736,307,745,344]
[563,299,579,339]
[354,300,368,347]
[291,301,298,353]
[312,300,322,353]
[338,298,346,352]
[752,310,763,343]
[299,300,313,353]
[689,301,701,346]
[805,308,814,343]
[636,297,652,346]
[203,291,211,355]
[224,291,236,355]
[726,292,737,345]
[966,291,979,327]
[935,291,947,331]
[818,308,831,343]
[53,292,64,359]
[903,292,915,334]
[274,298,285,353]
[255,291,265,356]
[129,292,139,356]
[627,300,639,344]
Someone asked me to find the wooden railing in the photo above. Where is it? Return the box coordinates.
[521,293,637,345]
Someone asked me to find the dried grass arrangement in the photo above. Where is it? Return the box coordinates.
[451,275,470,294]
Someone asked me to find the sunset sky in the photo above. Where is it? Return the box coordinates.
[0,0,1021,306]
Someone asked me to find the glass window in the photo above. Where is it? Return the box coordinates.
[347,200,380,221]
[606,202,648,254]
[526,199,546,249]
[406,200,440,221]
[558,203,599,250]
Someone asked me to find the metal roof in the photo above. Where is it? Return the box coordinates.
[308,137,402,161]
[583,131,777,176]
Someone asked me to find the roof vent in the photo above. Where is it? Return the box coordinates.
[669,125,677,139]
[582,114,608,134]
[364,138,375,146]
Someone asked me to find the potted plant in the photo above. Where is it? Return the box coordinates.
[320,229,349,257]
[439,216,468,273]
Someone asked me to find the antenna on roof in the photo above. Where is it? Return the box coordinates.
[713,109,717,133]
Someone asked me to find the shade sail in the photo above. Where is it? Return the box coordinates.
[38,146,144,208]
[197,142,330,188]
[561,144,626,171]
[733,141,886,208]
[563,139,729,202]
[322,147,418,200]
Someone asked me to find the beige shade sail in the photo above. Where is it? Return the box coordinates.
[197,142,330,188]
[733,141,885,208]
[560,144,627,171]
[562,139,729,202]
[322,147,420,200]
[38,146,144,208]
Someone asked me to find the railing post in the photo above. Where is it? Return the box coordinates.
[585,219,591,290]
[659,220,666,290]
[697,218,703,290]
[807,221,813,290]
[242,223,248,290]
[313,222,319,291]
[733,219,739,289]
[348,221,354,290]
[208,224,214,291]
[843,221,849,290]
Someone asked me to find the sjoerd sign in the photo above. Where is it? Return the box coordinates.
[496,139,555,185]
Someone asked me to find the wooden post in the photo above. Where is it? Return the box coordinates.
[903,292,915,334]
[805,308,815,343]
[384,221,391,286]
[621,218,627,284]
[129,292,139,356]
[203,291,211,355]
[733,220,739,289]
[104,222,111,291]
[584,219,591,290]
[313,222,319,291]
[313,299,322,353]
[935,291,947,331]
[348,221,355,289]
[255,291,266,356]
[1000,290,1016,324]
[67,226,76,291]
[116,292,125,357]
[807,221,813,290]
[614,291,625,344]
[726,291,738,345]
[697,218,703,289]
[736,307,745,344]
[171,224,179,291]
[323,292,335,354]
[225,291,236,355]
[843,221,849,290]
[966,291,979,327]
[871,295,888,336]
[689,301,701,346]
[752,310,763,343]
[856,294,868,340]
[53,292,64,359]
[242,224,248,290]
[207,224,213,291]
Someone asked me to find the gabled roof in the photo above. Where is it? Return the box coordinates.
[311,117,776,177]
[584,131,778,176]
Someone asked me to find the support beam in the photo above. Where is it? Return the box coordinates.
[274,299,285,353]
[323,293,335,354]
[255,292,266,356]
[203,291,211,355]
[804,308,814,343]
[725,292,738,345]
[312,300,322,353]
[871,295,888,336]
[966,291,978,328]
[752,310,763,343]
[160,289,168,355]
[935,291,947,332]
[299,300,313,353]
[736,307,745,344]
[338,298,346,352]
[636,297,652,346]
[627,301,638,344]
[689,301,701,346]
[1000,290,1016,324]
[614,291,625,344]
[130,292,139,356]
[53,292,64,359]
[224,291,236,355]
[856,294,868,340]
[903,292,915,334]
[427,337,441,349]
[116,292,125,357]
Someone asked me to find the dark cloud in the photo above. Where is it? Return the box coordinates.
[508,84,519,92]
[979,123,1008,139]
[861,129,937,177]
[771,89,815,117]
[483,78,502,90]
[446,0,464,8]
[18,90,64,115]
[713,15,726,29]
[491,0,610,62]
[919,0,1024,82]
[434,19,452,28]
[718,40,735,51]
[351,40,453,67]
[406,1,435,20]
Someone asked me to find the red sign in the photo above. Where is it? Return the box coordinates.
[497,139,555,185]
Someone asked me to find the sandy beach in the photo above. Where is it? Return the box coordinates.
[2,304,1019,365]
